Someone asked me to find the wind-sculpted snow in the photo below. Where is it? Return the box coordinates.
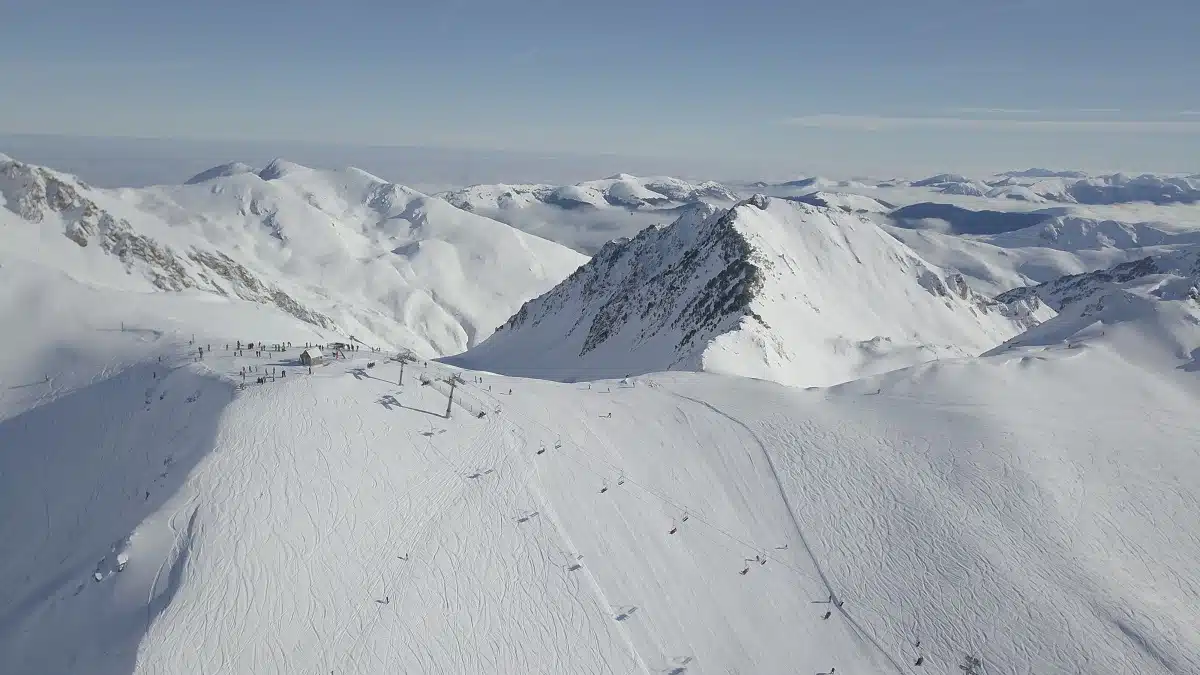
[453,196,1050,386]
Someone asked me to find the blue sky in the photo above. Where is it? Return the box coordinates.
[2,0,1199,176]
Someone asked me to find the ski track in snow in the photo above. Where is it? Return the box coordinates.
[3,336,1199,675]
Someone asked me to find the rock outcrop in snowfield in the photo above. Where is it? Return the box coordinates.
[451,195,1052,386]
[0,154,587,356]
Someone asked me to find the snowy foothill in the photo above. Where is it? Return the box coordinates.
[2,150,1200,675]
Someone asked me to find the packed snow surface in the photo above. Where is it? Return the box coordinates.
[3,154,1200,675]
[2,277,1198,674]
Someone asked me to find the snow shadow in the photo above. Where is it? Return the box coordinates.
[0,363,233,675]
[376,394,445,418]
[890,202,1054,235]
[613,605,639,621]
[1178,347,1200,372]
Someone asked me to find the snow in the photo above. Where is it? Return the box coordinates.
[2,272,1198,674]
[452,196,1049,387]
[440,174,738,254]
[789,191,895,213]
[183,162,256,185]
[0,154,587,357]
[4,154,1200,675]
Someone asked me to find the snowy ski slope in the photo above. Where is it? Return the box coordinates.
[3,155,1200,675]
[3,298,1198,674]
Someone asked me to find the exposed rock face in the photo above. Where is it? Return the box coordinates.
[457,195,1050,386]
[1,157,335,329]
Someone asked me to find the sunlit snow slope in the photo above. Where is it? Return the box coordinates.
[453,196,1051,386]
[0,153,586,357]
[3,297,1198,675]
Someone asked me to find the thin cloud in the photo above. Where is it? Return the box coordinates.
[949,107,1125,116]
[951,107,1044,115]
[780,114,1200,133]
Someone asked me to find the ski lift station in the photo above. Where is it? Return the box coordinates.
[300,347,324,366]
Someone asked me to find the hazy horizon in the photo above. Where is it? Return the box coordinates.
[4,0,1199,180]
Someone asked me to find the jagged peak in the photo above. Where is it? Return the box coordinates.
[455,197,1043,386]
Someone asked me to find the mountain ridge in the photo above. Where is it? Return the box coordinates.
[451,195,1051,386]
[1,154,586,356]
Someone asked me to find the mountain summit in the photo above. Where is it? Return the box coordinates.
[451,196,1050,386]
[1,155,585,356]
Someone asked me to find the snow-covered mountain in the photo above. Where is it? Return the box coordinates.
[989,247,1200,381]
[1066,172,1200,205]
[787,191,895,213]
[886,211,1200,296]
[439,174,738,254]
[1001,167,1090,179]
[4,155,1200,675]
[996,248,1200,312]
[3,246,1198,675]
[0,154,586,357]
[451,196,1050,386]
[903,170,1200,205]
